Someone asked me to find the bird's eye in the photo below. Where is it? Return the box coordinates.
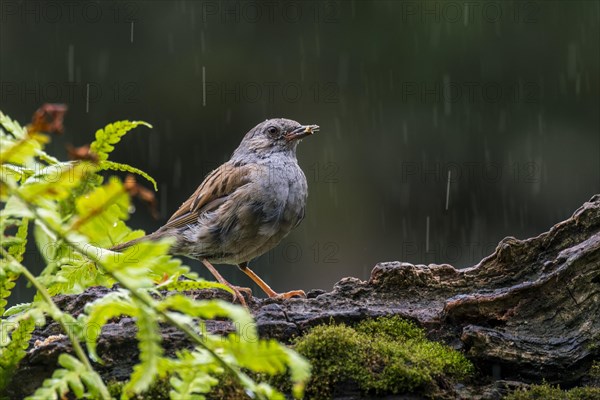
[267,126,279,136]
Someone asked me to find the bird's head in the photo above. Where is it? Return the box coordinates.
[232,118,319,160]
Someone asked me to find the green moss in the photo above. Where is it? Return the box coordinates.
[590,361,600,380]
[292,316,474,399]
[506,382,600,400]
[355,315,425,341]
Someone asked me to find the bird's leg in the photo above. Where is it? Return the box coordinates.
[201,259,252,306]
[238,263,306,299]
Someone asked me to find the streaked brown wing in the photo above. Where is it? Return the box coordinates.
[161,162,254,230]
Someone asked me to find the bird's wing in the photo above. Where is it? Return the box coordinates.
[161,162,255,230]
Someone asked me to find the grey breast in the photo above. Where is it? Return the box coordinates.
[244,157,308,261]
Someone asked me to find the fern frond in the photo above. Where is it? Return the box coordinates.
[237,340,288,373]
[46,256,113,296]
[19,162,93,203]
[168,350,221,399]
[156,275,233,295]
[70,177,142,248]
[0,111,27,139]
[0,278,16,318]
[0,278,16,317]
[101,240,191,289]
[72,177,129,229]
[283,347,311,398]
[170,373,218,400]
[0,164,34,184]
[33,222,60,267]
[34,149,61,165]
[156,296,254,335]
[25,354,93,399]
[3,303,31,317]
[0,134,45,166]
[35,150,60,165]
[99,160,158,191]
[0,314,35,389]
[0,258,21,316]
[0,218,29,315]
[122,300,163,399]
[0,111,58,165]
[83,291,137,362]
[7,217,29,261]
[90,120,152,162]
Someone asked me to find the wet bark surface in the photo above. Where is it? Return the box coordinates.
[6,195,600,399]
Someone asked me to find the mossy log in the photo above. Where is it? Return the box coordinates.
[6,195,600,399]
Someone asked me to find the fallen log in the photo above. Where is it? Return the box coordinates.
[6,195,600,399]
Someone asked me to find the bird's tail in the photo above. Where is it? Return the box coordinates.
[110,231,164,252]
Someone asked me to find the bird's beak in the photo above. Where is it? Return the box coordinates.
[284,124,320,141]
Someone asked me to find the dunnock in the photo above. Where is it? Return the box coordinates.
[112,118,319,306]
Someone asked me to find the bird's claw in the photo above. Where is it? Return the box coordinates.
[229,285,252,307]
[273,290,306,300]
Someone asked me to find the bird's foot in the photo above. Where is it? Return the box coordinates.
[273,290,306,300]
[227,285,253,307]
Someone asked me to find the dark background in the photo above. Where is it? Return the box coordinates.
[1,1,599,302]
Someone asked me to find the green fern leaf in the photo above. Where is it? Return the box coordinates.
[0,164,34,185]
[156,295,254,335]
[34,149,61,165]
[225,339,288,374]
[0,258,21,316]
[0,134,45,166]
[213,316,310,398]
[0,110,58,165]
[0,314,35,389]
[79,369,110,399]
[0,218,29,316]
[122,300,164,399]
[7,218,29,262]
[99,160,158,191]
[157,276,233,295]
[170,374,218,400]
[3,303,31,317]
[25,368,75,399]
[83,291,137,362]
[72,177,129,228]
[25,354,96,400]
[19,162,94,203]
[90,120,152,162]
[32,222,59,267]
[0,278,16,317]
[168,350,221,399]
[0,111,27,139]
[71,177,143,248]
[83,293,165,399]
[283,347,311,398]
[102,240,192,289]
[46,255,114,296]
